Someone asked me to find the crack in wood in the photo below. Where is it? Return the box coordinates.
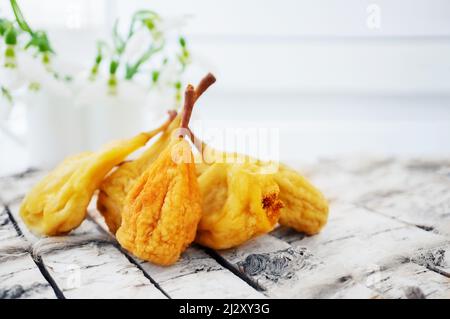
[31,254,66,299]
[8,168,39,179]
[360,204,446,237]
[4,205,24,238]
[2,203,66,299]
[31,235,114,256]
[86,215,171,299]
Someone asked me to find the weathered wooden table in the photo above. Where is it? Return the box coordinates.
[1,158,449,299]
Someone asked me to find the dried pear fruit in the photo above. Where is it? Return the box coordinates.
[98,73,216,234]
[19,114,176,236]
[116,84,205,265]
[274,164,329,235]
[193,146,284,250]
[97,117,180,233]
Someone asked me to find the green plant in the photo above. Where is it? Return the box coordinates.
[10,0,54,65]
[89,9,191,100]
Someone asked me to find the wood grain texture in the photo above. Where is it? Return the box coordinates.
[1,158,449,299]
[0,235,55,299]
[2,174,167,298]
[136,246,265,299]
[89,209,265,299]
[1,172,264,299]
[215,158,450,298]
[0,204,56,299]
[38,242,165,299]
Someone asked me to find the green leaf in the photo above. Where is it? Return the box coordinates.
[10,0,33,34]
[4,27,17,45]
[152,70,160,83]
[24,31,54,53]
[112,19,126,54]
[109,60,119,74]
[179,36,186,48]
[124,41,165,80]
[1,86,13,105]
[0,19,13,36]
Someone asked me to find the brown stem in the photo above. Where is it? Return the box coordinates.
[178,73,216,138]
[167,109,177,122]
[194,73,216,101]
[180,85,196,133]
[180,73,216,130]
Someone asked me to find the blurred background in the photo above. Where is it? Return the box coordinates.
[1,0,450,174]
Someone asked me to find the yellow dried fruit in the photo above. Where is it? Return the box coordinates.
[19,115,175,236]
[97,116,180,234]
[98,73,216,234]
[116,84,206,265]
[189,142,283,249]
[196,159,284,250]
[274,164,329,235]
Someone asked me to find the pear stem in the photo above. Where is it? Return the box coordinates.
[179,72,216,138]
[180,85,196,134]
[194,72,216,101]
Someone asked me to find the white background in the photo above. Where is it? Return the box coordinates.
[1,0,450,174]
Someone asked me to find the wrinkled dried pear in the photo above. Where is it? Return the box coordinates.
[20,114,175,236]
[275,164,329,235]
[97,73,216,234]
[116,84,204,265]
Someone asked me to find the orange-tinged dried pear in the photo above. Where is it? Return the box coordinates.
[98,73,216,234]
[97,116,180,234]
[19,114,176,236]
[116,84,204,265]
[194,135,329,238]
[193,145,283,250]
[274,164,329,235]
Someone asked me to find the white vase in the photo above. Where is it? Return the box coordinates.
[77,80,165,150]
[1,52,85,169]
[24,86,86,169]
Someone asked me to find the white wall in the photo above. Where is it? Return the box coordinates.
[1,0,449,167]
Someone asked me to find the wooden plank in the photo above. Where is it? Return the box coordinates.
[0,237,56,299]
[360,181,450,236]
[0,206,20,242]
[225,201,449,298]
[303,158,450,235]
[0,169,47,205]
[2,159,449,299]
[6,199,166,299]
[89,209,265,299]
[2,171,262,299]
[136,246,265,299]
[8,204,167,299]
[270,195,450,298]
[35,240,165,299]
[304,158,450,206]
[273,205,449,268]
[217,235,379,298]
[0,203,57,299]
[356,159,450,235]
[364,261,450,299]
